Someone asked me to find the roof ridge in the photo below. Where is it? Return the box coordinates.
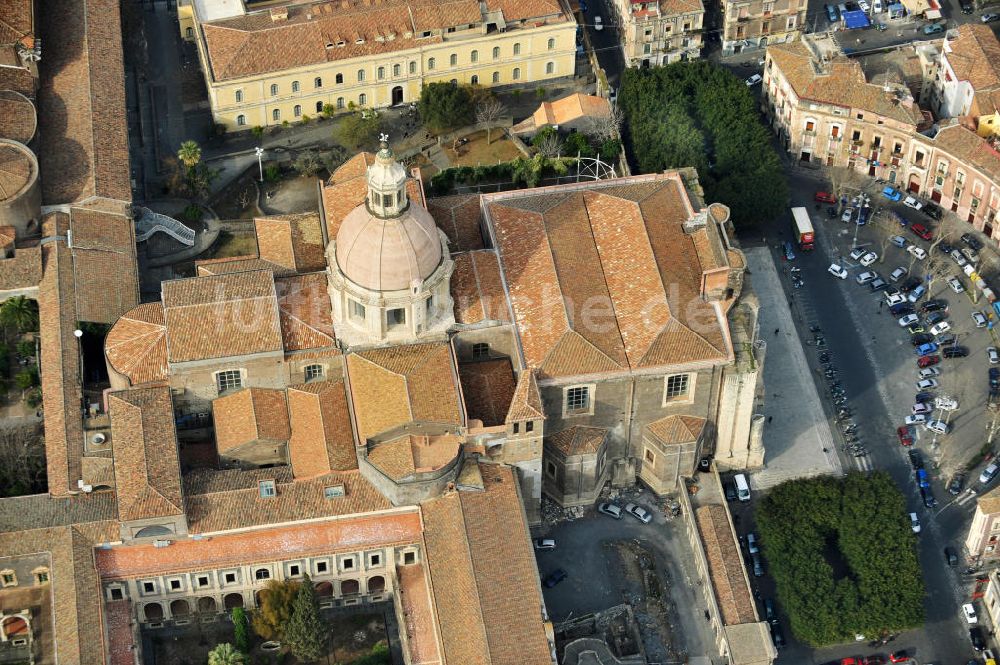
[455,481,496,665]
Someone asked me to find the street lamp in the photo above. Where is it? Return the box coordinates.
[255,147,264,183]
[73,329,84,386]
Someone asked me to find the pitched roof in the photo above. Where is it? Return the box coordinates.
[255,213,327,274]
[514,93,610,134]
[695,504,757,625]
[346,342,464,440]
[546,426,607,457]
[104,302,169,385]
[183,468,391,533]
[275,272,337,352]
[767,41,924,126]
[932,124,1000,177]
[0,90,36,143]
[195,256,293,277]
[450,250,511,325]
[0,0,33,44]
[646,414,706,445]
[483,174,731,379]
[978,483,1000,514]
[0,243,41,290]
[35,0,131,204]
[212,387,291,453]
[945,24,1000,92]
[458,357,517,427]
[162,270,284,363]
[0,493,117,533]
[0,138,36,203]
[367,433,462,481]
[506,370,543,422]
[68,199,140,324]
[108,386,185,523]
[426,194,484,252]
[321,153,374,239]
[287,380,358,478]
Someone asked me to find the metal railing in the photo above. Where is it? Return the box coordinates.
[134,207,196,246]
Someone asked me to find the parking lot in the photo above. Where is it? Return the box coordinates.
[536,490,718,664]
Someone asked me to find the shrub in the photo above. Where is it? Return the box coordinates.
[231,606,250,653]
[16,340,34,359]
[264,165,280,182]
[14,367,38,391]
[599,138,621,159]
[299,114,311,125]
[251,126,265,140]
[25,388,42,409]
[322,103,336,118]
[535,86,546,99]
[563,132,594,158]
[181,204,202,223]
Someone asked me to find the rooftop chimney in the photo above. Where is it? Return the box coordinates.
[270,6,289,22]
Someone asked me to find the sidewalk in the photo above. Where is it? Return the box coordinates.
[744,246,844,490]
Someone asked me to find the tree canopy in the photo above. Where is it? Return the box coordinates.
[419,82,474,134]
[755,472,925,646]
[285,574,329,662]
[618,61,788,228]
[250,579,300,641]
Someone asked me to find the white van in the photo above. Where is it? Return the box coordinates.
[734,473,751,502]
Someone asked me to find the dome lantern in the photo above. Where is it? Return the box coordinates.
[367,134,408,218]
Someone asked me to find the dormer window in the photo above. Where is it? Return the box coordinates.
[258,480,276,498]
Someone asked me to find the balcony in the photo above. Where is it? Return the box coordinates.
[829,135,842,142]
[802,129,816,136]
[851,139,864,147]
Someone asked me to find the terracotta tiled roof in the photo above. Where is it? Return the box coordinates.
[96,511,423,578]
[695,504,757,625]
[287,380,358,478]
[68,200,139,324]
[81,456,115,488]
[646,414,706,445]
[484,0,563,21]
[515,93,610,134]
[0,139,35,202]
[659,0,704,15]
[321,153,373,239]
[255,213,327,273]
[35,0,131,204]
[767,41,924,126]
[450,250,511,325]
[506,370,543,422]
[0,0,33,44]
[396,563,442,664]
[108,386,185,523]
[0,90,36,143]
[275,272,337,352]
[458,357,516,427]
[932,124,1000,177]
[977,484,1000,514]
[945,24,1000,92]
[346,343,464,440]
[105,599,137,665]
[195,256,295,277]
[212,387,291,453]
[105,302,169,385]
[162,269,283,363]
[39,240,85,497]
[183,469,391,533]
[426,194,484,252]
[0,493,117,533]
[484,175,731,379]
[368,433,461,481]
[546,426,607,457]
[0,243,41,290]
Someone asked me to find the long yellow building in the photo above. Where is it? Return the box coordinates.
[179,0,578,130]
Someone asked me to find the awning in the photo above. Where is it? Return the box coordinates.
[925,8,942,17]
[843,9,871,28]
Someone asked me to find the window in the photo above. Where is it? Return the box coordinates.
[335,73,343,84]
[387,308,406,329]
[142,581,155,593]
[272,108,280,121]
[316,101,323,113]
[186,26,194,39]
[292,80,300,92]
[526,421,534,433]
[852,129,861,141]
[450,53,458,66]
[34,570,49,584]
[255,568,270,581]
[565,385,591,415]
[513,422,520,434]
[316,561,329,573]
[343,558,355,570]
[169,579,182,591]
[235,89,243,103]
[805,120,815,131]
[258,480,276,498]
[304,364,324,381]
[324,484,345,499]
[645,448,655,464]
[472,342,489,359]
[545,460,557,478]
[763,0,774,10]
[393,63,401,77]
[664,373,691,402]
[377,66,385,80]
[492,71,500,83]
[403,551,416,565]
[545,62,554,75]
[350,299,366,321]
[425,296,435,318]
[314,77,323,88]
[293,105,301,117]
[1,570,16,587]
[236,115,246,126]
[357,69,365,82]
[270,83,278,96]
[289,564,301,576]
[409,61,416,74]
[197,576,210,588]
[337,97,345,109]
[471,74,479,85]
[548,37,555,50]
[513,42,521,55]
[428,57,436,70]
[370,553,382,567]
[359,93,367,106]
[513,67,521,81]
[493,46,500,60]
[471,50,479,63]
[110,587,124,600]
[224,572,237,584]
[216,370,242,394]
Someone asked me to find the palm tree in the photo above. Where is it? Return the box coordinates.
[207,643,245,665]
[177,140,202,169]
[0,296,38,334]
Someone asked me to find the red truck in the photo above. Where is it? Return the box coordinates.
[791,207,815,250]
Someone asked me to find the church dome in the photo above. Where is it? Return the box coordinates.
[335,204,442,291]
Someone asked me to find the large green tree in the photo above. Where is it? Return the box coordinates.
[250,579,300,641]
[419,82,474,134]
[338,112,381,151]
[285,574,328,663]
[0,296,38,333]
[177,140,202,169]
[618,61,788,228]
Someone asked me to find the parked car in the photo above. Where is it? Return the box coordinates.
[908,323,926,334]
[543,568,568,587]
[949,473,966,495]
[935,395,959,410]
[897,426,914,447]
[943,346,969,358]
[745,73,762,86]
[899,314,919,327]
[907,284,926,302]
[915,343,938,356]
[751,553,764,577]
[889,266,908,282]
[905,414,927,426]
[981,462,1000,484]
[923,21,946,34]
[900,277,922,293]
[962,2,974,12]
[815,191,836,203]
[925,310,948,325]
[990,367,1000,387]
[951,249,968,267]
[624,503,653,524]
[973,311,989,327]
[858,206,872,226]
[890,235,907,248]
[963,246,980,263]
[763,597,777,623]
[929,321,951,335]
[982,12,999,22]
[534,538,556,550]
[882,186,903,201]
[770,624,786,649]
[860,251,878,266]
[885,291,906,306]
[747,532,760,554]
[843,208,857,224]
[911,402,932,415]
[923,202,943,220]
[948,276,966,293]
[990,347,1000,364]
[921,486,937,507]
[915,390,935,404]
[907,245,927,260]
[828,263,848,279]
[903,195,924,209]
[918,366,940,377]
[825,2,840,20]
[909,511,921,532]
[926,419,950,435]
[970,626,987,651]
[598,502,623,519]
[920,300,947,314]
[936,333,957,346]
[916,378,939,390]
[911,223,933,240]
[724,481,737,501]
[962,233,983,250]
[862,656,885,665]
[594,15,603,29]
[918,354,940,368]
[782,241,796,261]
[856,270,877,285]
[908,447,924,468]
[963,603,979,624]
[869,277,888,291]
[912,333,934,346]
